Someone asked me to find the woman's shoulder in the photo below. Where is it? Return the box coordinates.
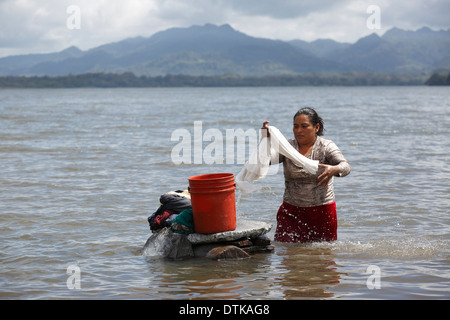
[315,136,337,148]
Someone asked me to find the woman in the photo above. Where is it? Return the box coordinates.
[262,107,350,243]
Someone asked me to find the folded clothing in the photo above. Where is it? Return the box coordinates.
[148,192,192,231]
[171,209,195,234]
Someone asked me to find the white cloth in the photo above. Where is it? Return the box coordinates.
[236,126,319,194]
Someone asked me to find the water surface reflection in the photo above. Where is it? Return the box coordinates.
[143,243,343,299]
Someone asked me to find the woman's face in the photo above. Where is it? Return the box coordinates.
[293,114,319,146]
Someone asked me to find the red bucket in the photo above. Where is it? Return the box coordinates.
[188,173,236,234]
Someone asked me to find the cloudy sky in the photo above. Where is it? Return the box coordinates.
[1,0,449,57]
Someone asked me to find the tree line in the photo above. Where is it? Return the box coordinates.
[0,72,430,88]
[424,72,450,85]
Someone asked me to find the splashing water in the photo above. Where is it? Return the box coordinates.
[312,236,449,260]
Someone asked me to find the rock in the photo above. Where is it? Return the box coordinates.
[227,239,253,247]
[142,227,194,259]
[142,228,173,257]
[206,245,250,260]
[187,220,272,245]
[242,245,275,255]
[142,220,274,260]
[251,235,271,246]
[192,238,273,258]
[192,243,222,257]
[167,232,195,260]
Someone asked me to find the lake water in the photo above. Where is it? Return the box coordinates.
[0,86,449,300]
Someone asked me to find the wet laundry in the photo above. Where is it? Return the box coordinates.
[151,210,178,230]
[148,191,192,231]
[236,125,319,194]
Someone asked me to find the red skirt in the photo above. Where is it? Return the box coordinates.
[274,201,337,243]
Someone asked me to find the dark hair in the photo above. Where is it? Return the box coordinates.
[293,107,324,136]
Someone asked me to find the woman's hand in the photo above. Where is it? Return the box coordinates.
[317,164,340,187]
[262,121,270,137]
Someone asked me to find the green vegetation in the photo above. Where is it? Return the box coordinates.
[0,72,428,88]
[425,72,450,85]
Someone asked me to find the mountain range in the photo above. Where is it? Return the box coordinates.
[1,23,449,77]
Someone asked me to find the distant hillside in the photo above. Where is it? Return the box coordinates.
[291,26,450,74]
[425,72,450,85]
[0,24,449,77]
[327,27,450,73]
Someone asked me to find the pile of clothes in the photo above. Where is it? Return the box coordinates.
[148,190,195,234]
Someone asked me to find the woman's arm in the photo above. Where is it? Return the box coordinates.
[317,141,351,187]
[261,121,270,138]
[261,121,285,165]
[317,164,341,187]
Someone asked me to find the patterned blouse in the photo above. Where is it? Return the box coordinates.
[279,136,350,207]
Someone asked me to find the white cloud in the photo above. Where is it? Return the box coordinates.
[379,0,450,30]
[0,0,448,57]
[214,0,344,19]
